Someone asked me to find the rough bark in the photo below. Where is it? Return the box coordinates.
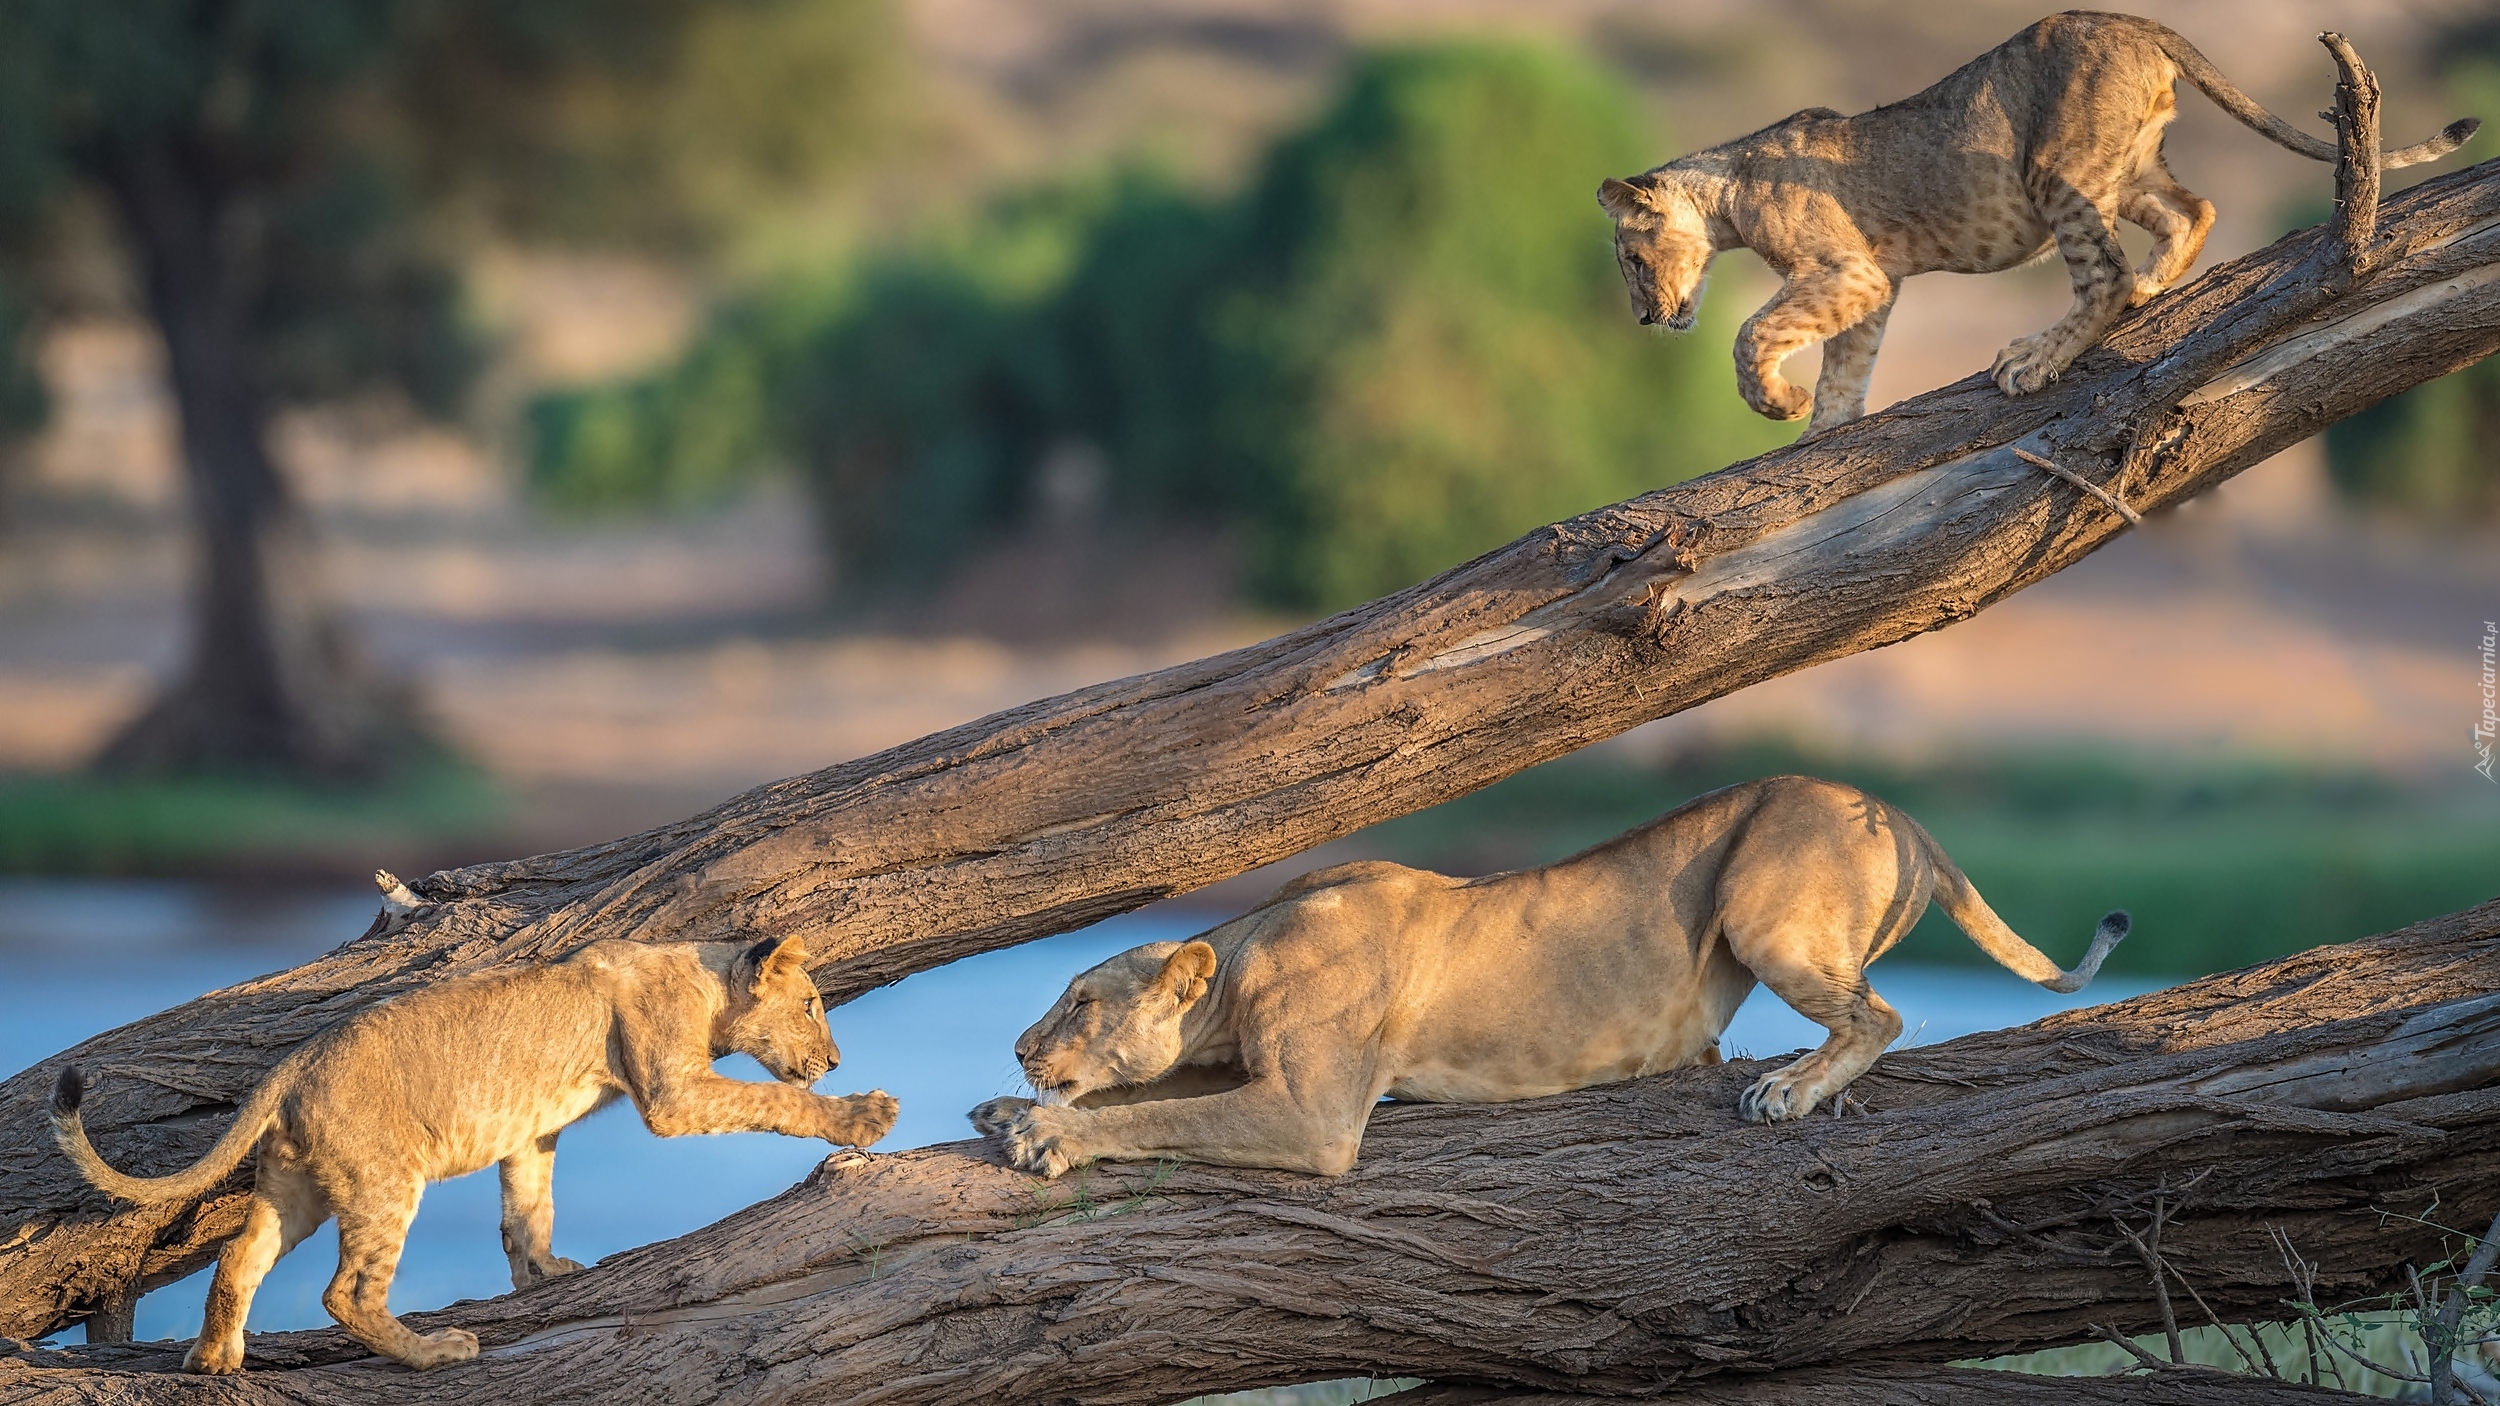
[1381,1370,2380,1405]
[4,154,2499,1347]
[90,136,426,779]
[6,899,2497,1404]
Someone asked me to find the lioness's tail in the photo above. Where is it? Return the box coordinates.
[2148,22,2478,169]
[50,1065,287,1206]
[1906,821,2128,994]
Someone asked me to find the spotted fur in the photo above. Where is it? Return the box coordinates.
[1600,11,2478,433]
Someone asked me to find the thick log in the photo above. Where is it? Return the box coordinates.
[6,899,2498,1403]
[5,157,2500,1345]
[1383,1369,2379,1405]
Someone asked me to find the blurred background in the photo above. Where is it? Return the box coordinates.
[1,0,2497,1364]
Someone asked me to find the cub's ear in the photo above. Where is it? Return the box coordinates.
[742,934,810,990]
[1154,941,1218,1007]
[1597,176,1652,222]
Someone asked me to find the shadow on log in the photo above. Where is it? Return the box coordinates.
[3,114,2499,1379]
[6,898,2497,1402]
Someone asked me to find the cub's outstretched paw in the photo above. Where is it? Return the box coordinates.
[405,1327,480,1371]
[825,1090,899,1147]
[1737,1063,1831,1123]
[1989,337,2064,397]
[1000,1104,1083,1179]
[968,1095,1033,1138]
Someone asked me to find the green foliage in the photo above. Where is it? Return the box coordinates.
[539,42,1787,606]
[2322,26,2500,520]
[0,764,506,876]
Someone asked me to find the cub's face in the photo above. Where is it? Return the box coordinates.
[1599,176,1712,330]
[726,935,839,1087]
[1014,940,1217,1105]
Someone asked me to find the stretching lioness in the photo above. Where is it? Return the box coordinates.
[51,934,897,1374]
[1599,11,2478,434]
[970,776,2126,1177]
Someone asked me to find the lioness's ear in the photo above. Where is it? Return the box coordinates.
[743,934,809,990]
[1597,176,1651,222]
[1154,941,1217,1007]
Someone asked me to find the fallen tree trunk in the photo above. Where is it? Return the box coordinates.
[4,149,2499,1344]
[8,899,2498,1403]
[1384,1371,2384,1404]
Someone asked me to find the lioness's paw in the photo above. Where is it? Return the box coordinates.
[968,1095,1033,1138]
[1738,1065,1826,1123]
[183,1336,245,1375]
[828,1090,899,1146]
[405,1327,479,1371]
[1002,1104,1083,1179]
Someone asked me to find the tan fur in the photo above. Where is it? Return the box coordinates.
[50,935,896,1374]
[970,776,2127,1178]
[1598,11,2478,433]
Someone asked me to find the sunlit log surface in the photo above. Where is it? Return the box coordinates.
[3,150,2497,1353]
[6,899,2497,1402]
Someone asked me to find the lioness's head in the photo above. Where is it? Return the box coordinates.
[1013,940,1218,1105]
[1598,174,1712,331]
[724,934,839,1087]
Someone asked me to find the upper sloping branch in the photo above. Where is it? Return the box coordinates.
[5,155,2500,1343]
[9,899,2499,1403]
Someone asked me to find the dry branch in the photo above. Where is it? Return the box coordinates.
[6,899,2500,1404]
[3,155,2499,1352]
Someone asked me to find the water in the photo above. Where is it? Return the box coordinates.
[0,878,2166,1345]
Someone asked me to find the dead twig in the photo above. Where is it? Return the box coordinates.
[2012,448,2144,526]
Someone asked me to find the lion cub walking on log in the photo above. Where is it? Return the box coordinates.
[971,776,2127,1178]
[1599,11,2478,434]
[51,933,897,1374]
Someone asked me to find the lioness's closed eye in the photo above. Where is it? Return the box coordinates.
[50,925,897,1375]
[1599,12,2476,434]
[971,775,2126,1179]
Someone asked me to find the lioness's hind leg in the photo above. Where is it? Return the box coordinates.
[499,1133,583,1289]
[324,1179,478,1371]
[1734,962,1903,1124]
[186,1169,325,1375]
[2119,171,2213,306]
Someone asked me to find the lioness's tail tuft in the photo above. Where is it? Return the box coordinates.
[52,1065,83,1117]
[2042,911,2131,994]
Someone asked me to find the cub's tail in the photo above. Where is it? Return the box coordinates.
[1906,820,2128,994]
[50,1065,286,1206]
[2150,23,2478,169]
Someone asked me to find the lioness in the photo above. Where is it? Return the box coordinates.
[51,934,897,1374]
[970,776,2125,1178]
[1599,12,2478,433]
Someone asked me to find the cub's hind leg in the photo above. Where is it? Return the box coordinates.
[2118,167,2214,306]
[324,1176,478,1371]
[186,1164,326,1375]
[499,1133,585,1289]
[1992,176,2133,396]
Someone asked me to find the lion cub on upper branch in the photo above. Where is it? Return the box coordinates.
[51,933,896,1375]
[1600,11,2479,434]
[971,776,2127,1179]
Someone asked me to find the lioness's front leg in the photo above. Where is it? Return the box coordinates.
[998,1074,1373,1178]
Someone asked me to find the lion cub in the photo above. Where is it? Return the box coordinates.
[1600,12,2477,433]
[51,934,896,1374]
[972,776,2127,1178]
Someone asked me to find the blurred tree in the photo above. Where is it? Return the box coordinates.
[0,0,903,777]
[541,41,1784,609]
[2323,20,2500,521]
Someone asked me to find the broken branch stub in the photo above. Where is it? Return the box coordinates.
[2322,31,2383,280]
[4,158,2500,1345]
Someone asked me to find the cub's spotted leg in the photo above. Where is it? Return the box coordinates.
[324,1177,480,1370]
[1804,281,1898,435]
[2118,170,2214,307]
[498,1132,585,1289]
[186,1165,326,1374]
[1735,257,1892,423]
[1992,178,2132,396]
